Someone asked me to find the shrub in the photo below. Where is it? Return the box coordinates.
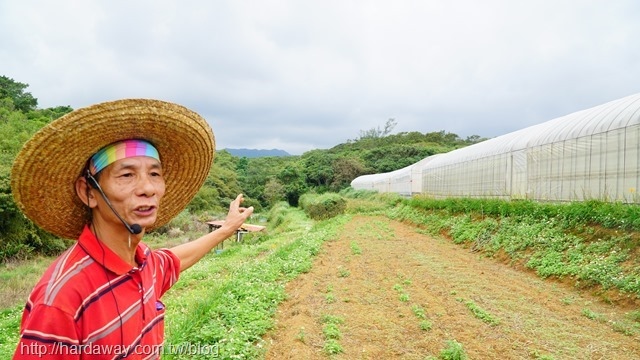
[299,193,346,220]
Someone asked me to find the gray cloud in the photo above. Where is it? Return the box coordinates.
[2,0,639,155]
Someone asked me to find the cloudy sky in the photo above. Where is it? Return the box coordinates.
[1,1,638,155]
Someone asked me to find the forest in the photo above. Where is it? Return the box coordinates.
[0,75,485,262]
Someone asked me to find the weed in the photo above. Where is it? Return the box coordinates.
[338,267,351,278]
[439,340,467,360]
[296,327,306,343]
[321,314,345,324]
[611,321,635,336]
[322,323,342,340]
[411,305,427,319]
[321,314,345,355]
[420,320,433,331]
[350,241,362,255]
[387,196,640,300]
[560,296,574,305]
[325,293,337,304]
[627,310,640,322]
[464,300,500,326]
[581,308,604,322]
[530,349,556,359]
[323,339,344,355]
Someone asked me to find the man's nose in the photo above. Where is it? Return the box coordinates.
[137,174,157,196]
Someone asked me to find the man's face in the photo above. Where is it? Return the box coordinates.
[96,156,166,230]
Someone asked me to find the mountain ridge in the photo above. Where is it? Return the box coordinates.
[223,148,291,158]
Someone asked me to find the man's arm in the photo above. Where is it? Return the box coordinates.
[169,194,254,271]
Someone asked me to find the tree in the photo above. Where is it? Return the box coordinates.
[0,101,68,261]
[331,157,368,190]
[277,164,307,206]
[465,134,487,144]
[0,76,38,112]
[301,150,335,189]
[237,155,298,207]
[357,118,397,140]
[263,178,285,205]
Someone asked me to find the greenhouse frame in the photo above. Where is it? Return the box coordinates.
[351,93,640,203]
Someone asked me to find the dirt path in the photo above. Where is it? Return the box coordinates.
[263,215,640,359]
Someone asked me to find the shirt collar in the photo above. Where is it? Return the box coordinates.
[78,225,149,275]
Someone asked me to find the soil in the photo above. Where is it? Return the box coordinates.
[263,215,640,359]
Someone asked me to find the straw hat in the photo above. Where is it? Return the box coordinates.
[10,98,215,239]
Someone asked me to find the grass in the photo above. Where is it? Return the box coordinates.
[0,306,22,357]
[4,191,640,357]
[462,299,500,326]
[161,205,347,359]
[0,256,54,308]
[376,193,640,302]
[0,203,348,359]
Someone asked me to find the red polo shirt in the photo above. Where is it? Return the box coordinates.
[13,225,180,359]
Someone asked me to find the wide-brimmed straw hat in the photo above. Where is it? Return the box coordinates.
[11,98,215,239]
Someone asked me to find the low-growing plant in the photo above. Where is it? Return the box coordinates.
[581,308,604,322]
[439,339,467,360]
[350,241,362,255]
[322,323,342,340]
[323,339,344,355]
[379,196,640,301]
[296,327,307,343]
[321,314,345,355]
[420,320,433,331]
[464,300,500,326]
[338,267,351,278]
[412,305,427,319]
[321,314,345,325]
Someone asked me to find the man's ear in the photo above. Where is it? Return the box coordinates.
[75,176,97,208]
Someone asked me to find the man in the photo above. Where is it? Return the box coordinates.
[10,99,253,359]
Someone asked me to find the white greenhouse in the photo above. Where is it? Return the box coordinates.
[351,93,640,202]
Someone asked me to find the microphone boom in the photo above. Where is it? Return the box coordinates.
[85,171,143,235]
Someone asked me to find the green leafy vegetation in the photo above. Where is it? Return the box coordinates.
[376,192,640,300]
[439,340,467,360]
[320,314,345,355]
[299,192,347,220]
[350,241,362,255]
[461,299,500,326]
[160,204,347,359]
[0,306,22,357]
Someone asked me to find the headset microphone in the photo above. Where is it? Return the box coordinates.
[85,170,143,235]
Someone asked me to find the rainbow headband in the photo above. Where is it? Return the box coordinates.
[89,139,160,175]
